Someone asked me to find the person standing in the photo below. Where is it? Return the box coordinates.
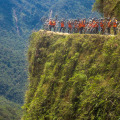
[52,19,56,32]
[60,21,65,33]
[113,18,117,35]
[92,20,96,34]
[74,20,78,33]
[82,19,86,34]
[80,20,84,34]
[100,19,104,34]
[68,21,72,33]
[79,20,82,34]
[107,18,112,34]
[95,19,99,34]
[89,20,93,34]
[49,19,52,31]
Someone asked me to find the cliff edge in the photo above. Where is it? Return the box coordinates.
[22,31,120,120]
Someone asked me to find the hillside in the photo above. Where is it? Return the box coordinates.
[22,31,120,120]
[0,0,97,104]
[0,44,27,103]
[0,96,22,120]
[0,1,98,119]
[93,0,120,19]
[0,0,28,104]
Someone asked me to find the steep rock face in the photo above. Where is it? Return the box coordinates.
[22,31,120,120]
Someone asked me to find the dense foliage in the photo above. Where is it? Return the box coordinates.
[22,31,120,120]
[0,96,22,120]
[0,0,96,104]
[93,0,120,19]
[0,0,99,119]
[0,0,97,119]
[0,44,27,103]
[1,0,120,119]
[0,0,28,104]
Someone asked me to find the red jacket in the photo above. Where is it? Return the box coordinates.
[52,21,56,26]
[68,22,72,28]
[49,20,52,25]
[113,20,117,28]
[79,21,82,28]
[61,22,64,27]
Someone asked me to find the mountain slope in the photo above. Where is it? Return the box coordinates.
[0,0,97,119]
[93,0,120,19]
[0,96,22,120]
[0,0,97,104]
[0,44,27,103]
[22,31,120,120]
[0,0,14,29]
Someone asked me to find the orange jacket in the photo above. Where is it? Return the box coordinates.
[82,21,85,27]
[113,20,117,28]
[79,22,82,28]
[61,22,64,27]
[95,22,99,28]
[100,21,104,28]
[82,24,85,28]
[68,22,72,28]
[49,20,52,26]
[92,22,96,28]
[52,21,56,26]
[92,21,98,28]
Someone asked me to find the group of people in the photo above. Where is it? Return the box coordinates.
[43,18,119,35]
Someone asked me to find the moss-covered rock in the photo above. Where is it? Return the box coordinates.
[22,31,120,120]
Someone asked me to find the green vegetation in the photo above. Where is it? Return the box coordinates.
[93,0,120,19]
[0,43,26,119]
[0,44,27,104]
[0,0,97,119]
[22,31,120,120]
[1,0,120,119]
[0,0,97,104]
[0,96,22,120]
[0,0,28,104]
